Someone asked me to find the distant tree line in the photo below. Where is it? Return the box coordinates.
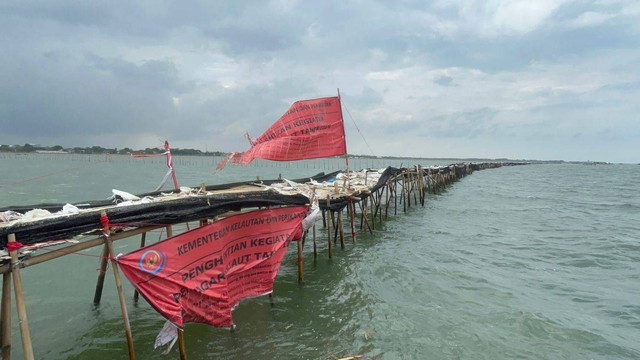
[0,144,226,156]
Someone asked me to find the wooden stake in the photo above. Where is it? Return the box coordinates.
[358,201,373,234]
[372,190,382,224]
[402,172,407,213]
[134,232,147,303]
[321,210,326,228]
[178,329,187,360]
[369,194,376,230]
[326,196,332,259]
[338,210,345,249]
[348,200,356,244]
[297,231,305,282]
[1,272,11,359]
[375,188,383,223]
[384,182,391,221]
[312,225,317,260]
[8,234,34,360]
[93,242,110,305]
[359,197,365,230]
[333,211,339,244]
[412,169,418,206]
[394,179,398,216]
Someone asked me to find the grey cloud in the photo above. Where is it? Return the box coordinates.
[0,2,111,27]
[425,108,499,138]
[205,25,300,55]
[342,87,384,109]
[0,53,189,138]
[0,1,638,162]
[433,75,455,86]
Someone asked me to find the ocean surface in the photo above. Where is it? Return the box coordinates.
[0,154,638,360]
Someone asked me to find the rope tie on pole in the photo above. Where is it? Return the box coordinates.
[6,241,24,253]
[100,214,110,236]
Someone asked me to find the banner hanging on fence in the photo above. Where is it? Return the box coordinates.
[234,96,347,164]
[117,206,308,328]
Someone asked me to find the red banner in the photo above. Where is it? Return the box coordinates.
[117,206,308,328]
[235,96,347,164]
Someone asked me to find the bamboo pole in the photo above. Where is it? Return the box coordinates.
[297,231,305,282]
[402,172,407,213]
[372,190,382,224]
[359,197,365,230]
[369,194,376,230]
[418,166,424,206]
[133,232,147,303]
[378,191,383,223]
[1,272,11,359]
[107,236,136,359]
[8,234,34,360]
[178,329,187,360]
[93,241,110,305]
[384,182,391,221]
[394,178,398,216]
[326,196,332,259]
[333,211,339,244]
[100,212,135,360]
[338,209,345,249]
[412,169,418,206]
[358,201,373,234]
[348,200,356,244]
[312,225,317,260]
[321,210,326,228]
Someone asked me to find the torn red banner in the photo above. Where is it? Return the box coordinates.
[117,206,307,328]
[213,152,236,173]
[234,96,346,164]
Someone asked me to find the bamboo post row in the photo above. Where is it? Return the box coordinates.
[0,162,507,357]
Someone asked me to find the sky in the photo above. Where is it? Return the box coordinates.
[0,1,638,163]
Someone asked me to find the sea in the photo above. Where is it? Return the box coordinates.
[0,154,638,360]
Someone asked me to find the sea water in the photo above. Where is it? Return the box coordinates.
[0,154,638,359]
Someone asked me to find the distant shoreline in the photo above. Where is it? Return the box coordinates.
[0,151,615,165]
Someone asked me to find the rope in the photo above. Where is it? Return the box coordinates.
[6,241,24,252]
[341,101,377,158]
[130,151,168,158]
[100,214,110,229]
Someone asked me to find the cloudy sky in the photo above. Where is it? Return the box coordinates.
[1,1,638,163]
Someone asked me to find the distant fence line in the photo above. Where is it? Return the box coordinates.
[0,153,481,171]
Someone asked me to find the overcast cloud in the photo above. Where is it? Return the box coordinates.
[1,0,638,162]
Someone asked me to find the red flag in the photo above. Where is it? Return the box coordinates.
[117,206,307,328]
[234,96,346,164]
